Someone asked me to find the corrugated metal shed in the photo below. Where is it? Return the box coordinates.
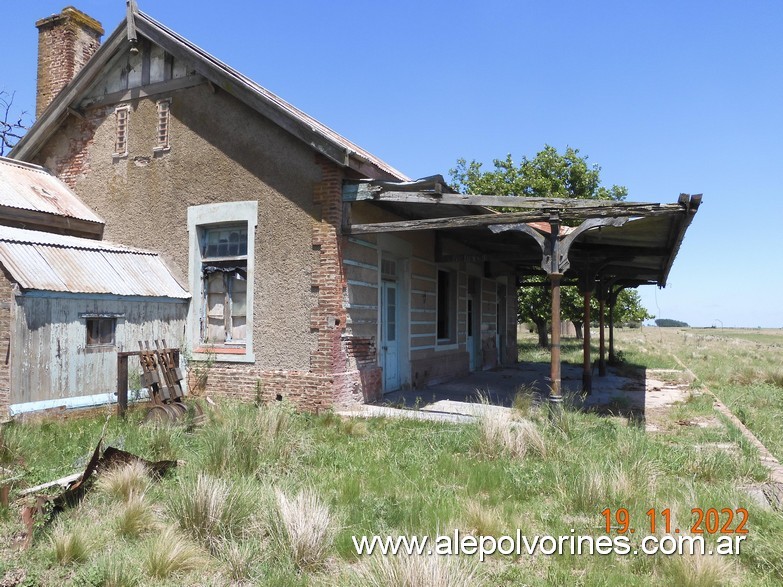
[0,225,189,298]
[0,156,104,224]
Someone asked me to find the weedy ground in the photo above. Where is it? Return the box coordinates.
[0,328,781,586]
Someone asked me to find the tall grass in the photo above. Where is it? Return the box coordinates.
[143,525,204,579]
[51,523,90,566]
[269,488,336,572]
[355,553,482,587]
[661,552,737,586]
[96,461,149,502]
[167,472,256,552]
[116,495,157,539]
[198,401,302,477]
[476,409,546,459]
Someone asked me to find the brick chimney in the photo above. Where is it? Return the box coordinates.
[35,6,104,118]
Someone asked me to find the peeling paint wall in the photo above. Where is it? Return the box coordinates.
[0,270,14,420]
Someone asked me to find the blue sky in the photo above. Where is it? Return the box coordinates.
[4,1,782,327]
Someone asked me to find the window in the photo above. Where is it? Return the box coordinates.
[200,224,248,345]
[188,201,257,361]
[86,317,115,347]
[154,99,171,151]
[114,105,129,157]
[437,269,456,343]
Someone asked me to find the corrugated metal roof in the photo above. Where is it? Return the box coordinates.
[0,225,189,298]
[0,156,104,224]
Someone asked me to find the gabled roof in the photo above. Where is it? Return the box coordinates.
[12,9,409,182]
[0,225,189,298]
[0,156,104,237]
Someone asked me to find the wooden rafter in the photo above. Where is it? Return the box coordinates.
[345,204,684,235]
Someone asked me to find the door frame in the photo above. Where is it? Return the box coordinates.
[377,237,411,392]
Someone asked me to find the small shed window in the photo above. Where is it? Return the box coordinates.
[114,105,129,157]
[86,317,116,346]
[154,99,171,151]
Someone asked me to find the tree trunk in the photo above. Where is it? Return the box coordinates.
[573,321,583,340]
[534,318,548,348]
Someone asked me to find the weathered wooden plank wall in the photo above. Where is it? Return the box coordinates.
[11,295,187,404]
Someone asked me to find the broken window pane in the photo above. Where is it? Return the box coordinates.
[86,318,116,346]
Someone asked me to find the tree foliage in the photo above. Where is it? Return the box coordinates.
[450,146,628,201]
[451,145,651,347]
[655,318,689,328]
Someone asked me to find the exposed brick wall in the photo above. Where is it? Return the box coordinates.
[310,156,381,407]
[183,155,382,412]
[36,7,103,118]
[0,270,15,421]
[187,362,331,413]
[45,106,109,188]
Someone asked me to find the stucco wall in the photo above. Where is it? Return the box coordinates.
[34,83,319,371]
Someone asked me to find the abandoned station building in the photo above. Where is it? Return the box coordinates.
[4,6,698,419]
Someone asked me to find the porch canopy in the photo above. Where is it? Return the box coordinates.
[342,176,701,404]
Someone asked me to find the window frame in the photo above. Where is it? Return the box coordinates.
[154,98,171,152]
[113,105,129,158]
[436,268,458,346]
[84,316,117,351]
[187,202,258,363]
[200,224,248,346]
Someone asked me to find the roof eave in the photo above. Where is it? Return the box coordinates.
[13,10,408,182]
[658,195,701,287]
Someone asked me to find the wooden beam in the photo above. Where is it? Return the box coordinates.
[347,205,682,235]
[344,183,682,212]
[79,75,206,109]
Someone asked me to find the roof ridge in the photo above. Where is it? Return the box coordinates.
[0,226,155,255]
[14,9,410,181]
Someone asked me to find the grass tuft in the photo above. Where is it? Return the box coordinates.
[167,472,255,551]
[93,557,140,587]
[199,402,301,477]
[355,553,481,587]
[477,409,546,459]
[116,494,158,539]
[96,461,149,502]
[216,539,259,583]
[270,487,336,572]
[51,523,90,566]
[662,552,737,586]
[143,525,204,579]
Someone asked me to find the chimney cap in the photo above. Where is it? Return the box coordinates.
[35,6,104,36]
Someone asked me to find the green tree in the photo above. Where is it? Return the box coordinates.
[614,289,654,326]
[451,145,649,347]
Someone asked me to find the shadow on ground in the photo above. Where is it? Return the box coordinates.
[379,357,692,425]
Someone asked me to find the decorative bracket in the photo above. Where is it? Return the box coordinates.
[490,215,629,276]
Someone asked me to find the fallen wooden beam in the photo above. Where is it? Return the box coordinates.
[17,472,82,497]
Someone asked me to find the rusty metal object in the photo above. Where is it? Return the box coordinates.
[17,438,176,548]
[132,340,201,423]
